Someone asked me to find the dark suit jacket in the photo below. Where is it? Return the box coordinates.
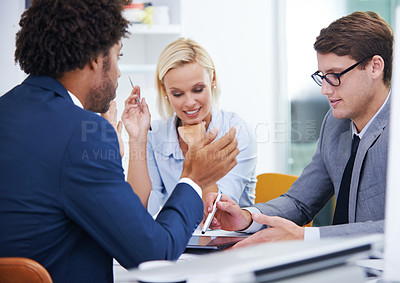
[255,98,389,237]
[0,76,203,282]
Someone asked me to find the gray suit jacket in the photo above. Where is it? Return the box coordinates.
[255,99,389,238]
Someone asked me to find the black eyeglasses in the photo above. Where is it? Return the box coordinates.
[311,57,370,87]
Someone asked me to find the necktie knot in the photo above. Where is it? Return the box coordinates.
[352,135,360,154]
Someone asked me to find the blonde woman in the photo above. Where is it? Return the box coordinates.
[123,38,257,217]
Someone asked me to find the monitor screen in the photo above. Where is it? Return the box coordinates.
[383,4,400,281]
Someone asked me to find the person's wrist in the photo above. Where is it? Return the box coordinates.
[239,209,253,231]
[180,172,205,190]
[128,134,147,145]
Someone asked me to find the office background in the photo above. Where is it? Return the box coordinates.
[0,0,398,226]
[1,0,397,175]
[1,1,400,279]
[0,0,400,230]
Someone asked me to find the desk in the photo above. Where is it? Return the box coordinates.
[114,228,244,282]
[114,234,383,283]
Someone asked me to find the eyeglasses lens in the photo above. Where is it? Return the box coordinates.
[325,74,340,86]
[312,73,323,86]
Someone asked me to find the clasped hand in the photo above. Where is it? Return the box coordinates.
[101,101,124,157]
[181,127,239,190]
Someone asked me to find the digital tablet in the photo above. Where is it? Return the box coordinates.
[185,235,245,251]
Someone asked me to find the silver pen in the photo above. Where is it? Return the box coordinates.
[201,193,223,234]
[128,76,143,112]
[128,76,151,130]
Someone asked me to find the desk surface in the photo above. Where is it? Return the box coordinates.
[114,229,243,282]
[115,234,383,283]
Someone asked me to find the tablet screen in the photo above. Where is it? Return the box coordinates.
[186,236,245,251]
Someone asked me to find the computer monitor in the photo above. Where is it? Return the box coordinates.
[383,4,400,281]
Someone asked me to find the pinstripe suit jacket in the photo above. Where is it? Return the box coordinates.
[255,98,389,237]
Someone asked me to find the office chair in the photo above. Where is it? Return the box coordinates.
[255,173,313,227]
[0,257,53,283]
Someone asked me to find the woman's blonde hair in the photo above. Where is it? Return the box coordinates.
[155,37,220,119]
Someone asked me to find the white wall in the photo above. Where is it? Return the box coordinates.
[286,0,346,101]
[0,0,26,95]
[181,0,286,174]
[0,0,290,175]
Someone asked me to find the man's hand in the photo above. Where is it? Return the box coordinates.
[231,214,305,249]
[181,127,239,189]
[101,100,124,157]
[205,192,253,231]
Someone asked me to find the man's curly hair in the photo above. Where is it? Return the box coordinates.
[15,0,130,78]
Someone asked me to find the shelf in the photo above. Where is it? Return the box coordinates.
[128,24,181,34]
[119,64,156,74]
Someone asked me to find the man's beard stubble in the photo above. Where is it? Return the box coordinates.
[85,80,116,113]
[85,55,116,113]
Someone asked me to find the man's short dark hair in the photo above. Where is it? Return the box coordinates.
[15,0,130,78]
[314,11,393,86]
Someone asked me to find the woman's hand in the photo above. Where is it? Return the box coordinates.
[101,100,124,157]
[121,85,151,142]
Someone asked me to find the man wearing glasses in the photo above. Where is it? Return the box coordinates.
[205,11,392,245]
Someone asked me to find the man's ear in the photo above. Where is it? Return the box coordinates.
[88,56,102,72]
[370,55,385,80]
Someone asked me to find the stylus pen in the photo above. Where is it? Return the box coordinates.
[201,193,223,234]
[128,76,151,130]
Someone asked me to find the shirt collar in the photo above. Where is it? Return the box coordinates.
[67,91,84,109]
[160,115,184,159]
[352,89,391,139]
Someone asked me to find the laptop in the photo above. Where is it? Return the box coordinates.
[119,234,383,283]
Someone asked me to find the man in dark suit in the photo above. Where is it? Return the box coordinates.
[0,1,238,282]
[206,11,392,246]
